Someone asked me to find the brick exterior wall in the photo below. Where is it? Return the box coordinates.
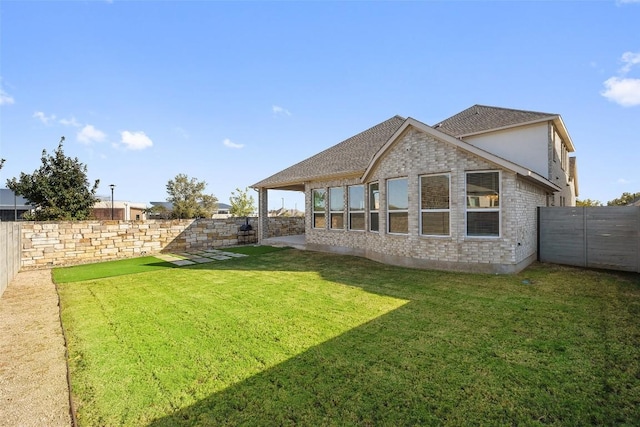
[304,129,549,273]
[19,217,302,269]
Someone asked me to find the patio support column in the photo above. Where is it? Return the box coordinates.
[258,187,269,243]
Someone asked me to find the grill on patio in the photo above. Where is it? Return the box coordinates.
[237,218,257,244]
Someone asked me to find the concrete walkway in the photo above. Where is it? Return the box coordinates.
[0,269,72,427]
[262,234,306,250]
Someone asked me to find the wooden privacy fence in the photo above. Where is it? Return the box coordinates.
[0,222,22,298]
[538,206,640,273]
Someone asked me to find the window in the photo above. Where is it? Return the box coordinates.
[312,189,326,228]
[466,171,500,237]
[329,187,344,229]
[348,185,365,231]
[420,174,450,236]
[387,178,408,234]
[369,182,379,232]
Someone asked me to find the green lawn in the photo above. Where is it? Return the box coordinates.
[53,256,176,283]
[56,248,640,426]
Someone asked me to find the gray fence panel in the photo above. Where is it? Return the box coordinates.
[539,207,586,267]
[586,207,639,272]
[539,206,639,273]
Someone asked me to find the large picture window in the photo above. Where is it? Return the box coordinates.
[369,182,379,232]
[312,189,326,229]
[387,178,408,234]
[329,187,344,229]
[420,174,450,236]
[466,171,500,237]
[348,185,365,231]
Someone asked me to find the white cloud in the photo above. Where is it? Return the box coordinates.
[601,77,640,107]
[620,51,640,74]
[223,138,244,149]
[0,88,14,106]
[617,0,640,4]
[60,116,81,127]
[601,51,640,107]
[33,111,56,125]
[617,178,631,184]
[120,130,153,150]
[78,124,107,144]
[272,105,291,117]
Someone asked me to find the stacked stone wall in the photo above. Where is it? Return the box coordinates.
[267,216,304,237]
[20,217,302,269]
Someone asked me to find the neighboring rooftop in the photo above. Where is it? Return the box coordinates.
[0,188,33,209]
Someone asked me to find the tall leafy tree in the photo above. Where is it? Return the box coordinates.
[576,198,603,207]
[229,187,256,217]
[607,191,640,206]
[6,137,100,220]
[166,173,218,219]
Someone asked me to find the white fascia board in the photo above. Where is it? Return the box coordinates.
[552,116,576,152]
[456,116,555,139]
[455,115,576,153]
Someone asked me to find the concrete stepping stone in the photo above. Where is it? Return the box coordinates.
[172,259,196,266]
[192,257,214,263]
[221,252,248,258]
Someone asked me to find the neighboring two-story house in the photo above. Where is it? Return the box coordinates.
[253,105,578,274]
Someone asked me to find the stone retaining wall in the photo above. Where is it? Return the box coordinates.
[20,217,304,269]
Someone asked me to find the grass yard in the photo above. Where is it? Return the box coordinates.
[56,248,640,426]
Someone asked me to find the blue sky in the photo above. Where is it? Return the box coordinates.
[1,1,639,210]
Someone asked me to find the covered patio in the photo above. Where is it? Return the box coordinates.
[261,234,307,250]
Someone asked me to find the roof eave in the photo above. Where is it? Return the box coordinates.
[455,116,556,139]
[552,116,576,152]
[252,171,363,192]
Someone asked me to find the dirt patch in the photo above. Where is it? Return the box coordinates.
[0,269,72,427]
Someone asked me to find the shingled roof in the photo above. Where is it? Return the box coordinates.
[252,115,406,190]
[433,104,558,137]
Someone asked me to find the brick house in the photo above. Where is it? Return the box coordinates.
[253,105,578,273]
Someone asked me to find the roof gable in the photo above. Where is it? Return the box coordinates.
[434,104,558,137]
[252,116,405,190]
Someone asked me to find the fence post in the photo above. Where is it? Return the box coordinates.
[637,207,640,273]
[583,206,588,267]
[536,206,541,262]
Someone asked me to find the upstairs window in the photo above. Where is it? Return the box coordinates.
[387,178,408,234]
[466,171,500,237]
[329,187,344,229]
[312,189,326,229]
[420,174,450,236]
[369,182,380,232]
[348,185,365,231]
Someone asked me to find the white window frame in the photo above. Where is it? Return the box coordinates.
[329,186,345,230]
[348,185,365,231]
[369,182,380,233]
[312,189,326,229]
[465,171,501,238]
[387,177,408,235]
[420,173,451,237]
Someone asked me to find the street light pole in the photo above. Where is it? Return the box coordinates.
[109,184,115,220]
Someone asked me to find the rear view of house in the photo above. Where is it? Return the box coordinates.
[253,105,578,274]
